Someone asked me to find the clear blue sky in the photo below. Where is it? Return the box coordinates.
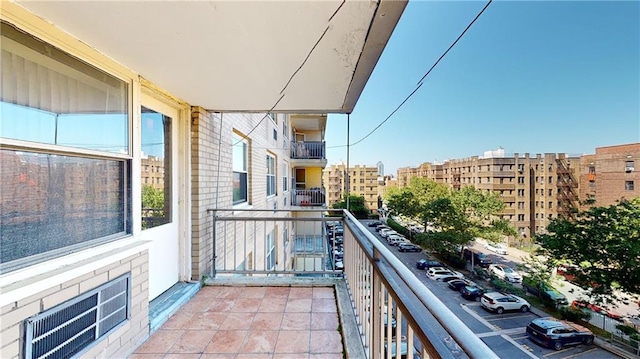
[325,0,640,176]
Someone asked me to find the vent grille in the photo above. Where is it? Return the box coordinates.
[25,273,131,359]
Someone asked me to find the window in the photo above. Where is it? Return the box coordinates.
[266,153,276,197]
[625,181,635,191]
[283,161,289,192]
[626,160,635,172]
[518,177,525,184]
[0,22,130,271]
[283,116,289,139]
[518,189,525,196]
[548,176,553,184]
[518,202,525,209]
[266,230,276,270]
[233,133,249,204]
[518,214,525,221]
[268,112,277,123]
[549,201,553,209]
[141,107,172,230]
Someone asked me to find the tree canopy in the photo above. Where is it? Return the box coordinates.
[385,178,515,252]
[142,185,164,209]
[536,197,640,302]
[332,194,370,219]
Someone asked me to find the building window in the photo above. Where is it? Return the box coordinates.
[549,189,553,196]
[233,133,249,204]
[267,153,276,197]
[0,22,130,271]
[518,189,525,196]
[548,176,552,184]
[518,214,525,221]
[283,116,289,139]
[273,128,277,141]
[626,160,635,172]
[518,177,524,184]
[548,201,552,209]
[141,107,172,230]
[266,230,276,270]
[625,181,635,191]
[268,112,277,123]
[283,161,289,193]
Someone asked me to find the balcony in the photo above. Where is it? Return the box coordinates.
[290,141,327,167]
[292,188,326,207]
[133,209,498,358]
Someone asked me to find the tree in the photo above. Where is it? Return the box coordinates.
[333,194,370,219]
[536,198,640,305]
[142,185,164,209]
[386,179,515,253]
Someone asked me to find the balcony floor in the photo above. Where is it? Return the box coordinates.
[131,284,346,359]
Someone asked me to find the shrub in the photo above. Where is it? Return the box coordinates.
[490,277,526,297]
[616,324,639,336]
[558,307,591,323]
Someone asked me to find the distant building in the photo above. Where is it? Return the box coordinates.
[579,143,640,209]
[324,163,380,212]
[376,161,384,176]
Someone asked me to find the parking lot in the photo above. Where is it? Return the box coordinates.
[362,219,623,359]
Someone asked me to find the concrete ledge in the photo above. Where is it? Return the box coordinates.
[149,281,200,333]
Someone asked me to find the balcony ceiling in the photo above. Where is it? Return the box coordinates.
[14,0,406,113]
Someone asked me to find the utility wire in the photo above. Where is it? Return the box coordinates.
[339,0,493,149]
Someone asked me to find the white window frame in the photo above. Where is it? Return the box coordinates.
[266,153,276,197]
[283,161,289,193]
[233,132,249,205]
[266,230,276,270]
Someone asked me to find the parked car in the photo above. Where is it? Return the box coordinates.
[387,234,406,246]
[556,263,581,282]
[447,279,477,291]
[415,259,443,270]
[488,264,522,283]
[461,285,485,301]
[571,299,625,321]
[522,277,569,307]
[481,292,530,314]
[483,242,507,255]
[368,221,382,227]
[526,317,594,351]
[398,243,421,252]
[427,267,464,281]
[463,248,493,268]
[384,336,421,359]
[334,260,344,270]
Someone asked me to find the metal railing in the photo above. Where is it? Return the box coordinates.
[290,141,325,159]
[206,208,498,358]
[292,188,326,206]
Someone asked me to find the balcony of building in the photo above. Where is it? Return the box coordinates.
[292,188,327,207]
[290,141,328,168]
[133,209,498,359]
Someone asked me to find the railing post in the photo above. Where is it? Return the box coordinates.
[207,209,218,278]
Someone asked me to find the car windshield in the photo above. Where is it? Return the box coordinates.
[503,267,515,273]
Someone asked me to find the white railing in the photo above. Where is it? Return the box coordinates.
[207,208,498,358]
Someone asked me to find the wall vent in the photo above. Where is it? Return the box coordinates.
[25,273,131,359]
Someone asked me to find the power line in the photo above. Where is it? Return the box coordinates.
[340,0,493,149]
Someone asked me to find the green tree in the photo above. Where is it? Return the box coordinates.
[536,198,640,303]
[333,194,370,219]
[142,185,164,209]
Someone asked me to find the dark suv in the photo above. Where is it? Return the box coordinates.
[463,248,492,268]
[415,259,443,270]
[526,317,594,351]
[522,277,569,307]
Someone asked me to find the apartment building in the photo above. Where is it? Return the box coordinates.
[579,143,640,209]
[0,3,404,358]
[324,163,381,212]
[394,149,581,239]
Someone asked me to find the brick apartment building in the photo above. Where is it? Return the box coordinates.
[323,163,381,212]
[579,143,640,209]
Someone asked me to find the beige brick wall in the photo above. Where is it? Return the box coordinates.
[191,109,290,279]
[0,251,149,359]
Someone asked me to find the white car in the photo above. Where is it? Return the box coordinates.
[481,292,530,314]
[484,242,507,255]
[489,264,522,283]
[426,267,464,281]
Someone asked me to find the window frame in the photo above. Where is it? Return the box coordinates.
[233,132,249,205]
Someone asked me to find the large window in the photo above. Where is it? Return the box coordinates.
[266,230,275,270]
[267,153,276,197]
[233,133,249,204]
[0,21,130,272]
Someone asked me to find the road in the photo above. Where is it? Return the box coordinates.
[361,220,622,359]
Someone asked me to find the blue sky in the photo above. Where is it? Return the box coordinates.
[325,0,640,176]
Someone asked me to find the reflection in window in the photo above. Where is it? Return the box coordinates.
[141,107,171,229]
[267,154,276,197]
[0,22,128,154]
[0,150,128,268]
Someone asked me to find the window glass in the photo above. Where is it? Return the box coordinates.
[0,21,131,272]
[266,230,275,269]
[0,22,128,154]
[267,154,276,197]
[283,161,289,192]
[141,107,171,229]
[233,133,248,204]
[1,150,128,268]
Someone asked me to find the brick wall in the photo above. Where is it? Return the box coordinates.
[0,251,149,359]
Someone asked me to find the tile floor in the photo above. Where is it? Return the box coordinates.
[131,286,344,359]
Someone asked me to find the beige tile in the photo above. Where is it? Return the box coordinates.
[310,313,339,331]
[274,330,310,353]
[257,297,287,312]
[168,330,215,353]
[240,287,267,298]
[239,330,279,353]
[189,312,229,330]
[264,287,291,298]
[204,330,248,354]
[206,299,236,313]
[221,312,256,330]
[284,298,312,313]
[288,287,313,299]
[280,313,311,330]
[311,299,336,313]
[231,298,263,312]
[309,331,342,354]
[312,287,334,299]
[251,312,283,330]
